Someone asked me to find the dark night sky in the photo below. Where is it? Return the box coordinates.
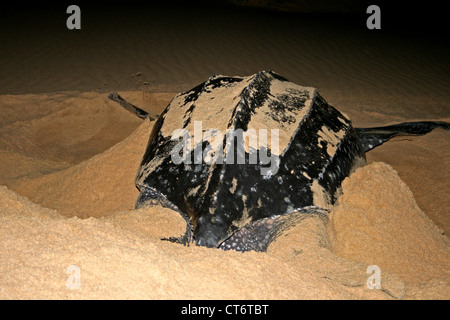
[0,0,447,38]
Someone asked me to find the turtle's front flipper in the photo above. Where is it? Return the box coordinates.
[355,121,450,152]
[219,207,329,252]
[136,186,193,246]
[108,92,155,120]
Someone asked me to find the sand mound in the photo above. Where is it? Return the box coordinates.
[5,91,171,218]
[0,91,448,299]
[327,163,449,287]
[1,151,448,299]
[0,183,403,300]
[366,129,450,237]
[12,119,153,218]
[0,92,146,165]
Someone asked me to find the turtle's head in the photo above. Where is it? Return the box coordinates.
[194,221,229,248]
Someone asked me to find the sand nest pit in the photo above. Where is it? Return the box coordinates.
[0,92,448,299]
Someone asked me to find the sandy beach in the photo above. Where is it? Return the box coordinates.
[0,2,449,300]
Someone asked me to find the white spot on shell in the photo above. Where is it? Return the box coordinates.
[302,171,311,180]
[229,177,238,194]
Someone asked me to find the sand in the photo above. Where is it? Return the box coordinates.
[0,3,449,300]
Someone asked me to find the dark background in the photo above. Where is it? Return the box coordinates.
[0,0,448,95]
[1,0,448,37]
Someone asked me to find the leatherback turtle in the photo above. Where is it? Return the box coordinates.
[109,71,449,252]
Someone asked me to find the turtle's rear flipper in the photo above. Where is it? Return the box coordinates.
[355,121,450,152]
[219,207,329,252]
[108,92,155,120]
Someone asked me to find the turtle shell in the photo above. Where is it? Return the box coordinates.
[135,71,366,248]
